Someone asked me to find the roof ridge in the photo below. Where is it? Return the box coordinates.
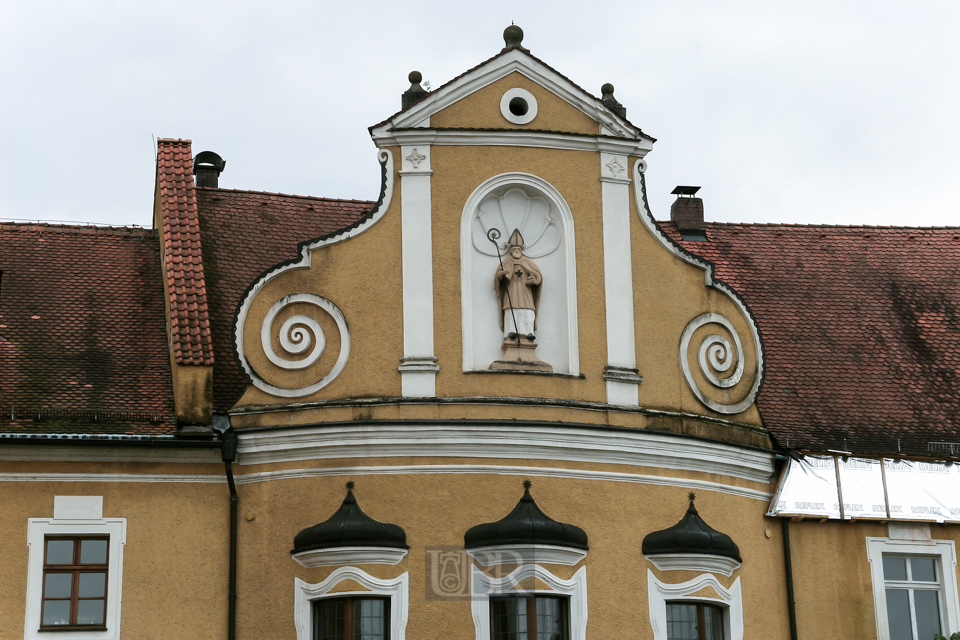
[156,139,215,366]
[0,222,155,236]
[659,220,960,231]
[196,186,375,204]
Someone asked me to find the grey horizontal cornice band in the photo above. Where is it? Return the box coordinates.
[228,396,769,436]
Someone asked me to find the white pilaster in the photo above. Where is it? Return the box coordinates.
[600,153,642,405]
[398,145,439,397]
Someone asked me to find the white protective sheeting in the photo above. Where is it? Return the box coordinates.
[769,455,960,523]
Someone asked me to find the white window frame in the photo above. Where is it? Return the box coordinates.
[24,496,126,640]
[294,566,408,640]
[647,569,743,640]
[470,563,587,640]
[866,537,960,640]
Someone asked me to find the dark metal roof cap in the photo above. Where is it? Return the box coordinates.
[464,481,588,550]
[671,185,701,196]
[641,494,741,562]
[291,483,408,554]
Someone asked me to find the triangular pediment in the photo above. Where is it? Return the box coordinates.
[370,48,649,142]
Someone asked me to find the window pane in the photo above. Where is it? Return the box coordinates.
[883,556,907,581]
[914,590,942,639]
[911,557,937,583]
[80,539,108,564]
[666,603,698,640]
[79,573,106,598]
[536,597,567,640]
[314,599,345,640]
[491,598,528,640]
[885,589,913,640]
[46,540,74,565]
[354,599,386,640]
[42,599,71,626]
[77,599,105,625]
[44,573,72,598]
[704,605,725,640]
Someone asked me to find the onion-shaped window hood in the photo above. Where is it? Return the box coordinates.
[464,480,588,566]
[642,493,742,576]
[291,482,409,568]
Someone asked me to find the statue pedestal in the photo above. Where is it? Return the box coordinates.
[489,337,553,372]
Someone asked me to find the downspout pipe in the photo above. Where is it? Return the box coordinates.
[782,518,799,640]
[217,418,239,640]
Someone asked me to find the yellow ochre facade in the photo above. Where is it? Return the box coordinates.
[2,24,959,640]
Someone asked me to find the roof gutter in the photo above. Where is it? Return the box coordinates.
[0,433,221,449]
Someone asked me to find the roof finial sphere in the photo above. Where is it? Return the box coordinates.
[504,24,524,48]
[601,83,615,96]
[408,71,422,84]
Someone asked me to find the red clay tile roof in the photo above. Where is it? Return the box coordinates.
[0,223,175,435]
[194,187,374,412]
[662,221,960,456]
[156,139,214,366]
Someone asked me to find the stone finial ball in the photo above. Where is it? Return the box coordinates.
[408,71,423,84]
[601,83,615,96]
[503,24,524,47]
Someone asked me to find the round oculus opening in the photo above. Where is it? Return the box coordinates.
[508,97,529,117]
[500,88,538,125]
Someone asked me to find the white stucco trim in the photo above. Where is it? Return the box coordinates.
[471,564,587,640]
[866,537,960,640]
[234,150,394,398]
[294,567,408,640]
[25,497,126,640]
[371,48,643,142]
[499,87,538,125]
[631,160,764,416]
[381,129,651,155]
[235,423,775,485]
[645,553,741,577]
[398,144,437,397]
[600,152,638,406]
[291,546,408,568]
[467,544,587,567]
[647,570,743,640]
[0,465,772,501]
[253,294,351,397]
[460,172,580,374]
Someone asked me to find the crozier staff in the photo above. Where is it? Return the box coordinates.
[495,229,542,340]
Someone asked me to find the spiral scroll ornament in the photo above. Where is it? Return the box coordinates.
[679,313,757,415]
[256,293,350,397]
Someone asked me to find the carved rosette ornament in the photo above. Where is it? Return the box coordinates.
[679,313,759,414]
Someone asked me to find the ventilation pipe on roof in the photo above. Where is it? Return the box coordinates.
[194,151,226,189]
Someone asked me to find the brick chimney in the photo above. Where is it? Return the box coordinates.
[670,186,703,231]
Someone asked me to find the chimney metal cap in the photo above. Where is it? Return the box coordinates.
[194,151,225,173]
[671,185,701,197]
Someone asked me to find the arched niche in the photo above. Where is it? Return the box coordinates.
[460,173,579,374]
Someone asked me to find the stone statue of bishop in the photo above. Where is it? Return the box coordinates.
[489,229,553,372]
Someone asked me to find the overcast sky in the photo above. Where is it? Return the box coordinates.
[1,1,958,228]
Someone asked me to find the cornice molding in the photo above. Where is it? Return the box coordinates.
[467,544,587,567]
[376,128,650,156]
[645,553,742,577]
[291,546,408,568]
